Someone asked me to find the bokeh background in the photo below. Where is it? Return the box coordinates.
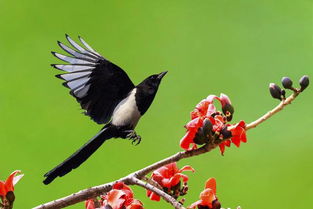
[0,0,312,208]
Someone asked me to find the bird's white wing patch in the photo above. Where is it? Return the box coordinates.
[73,84,91,98]
[53,65,95,72]
[53,53,95,65]
[66,77,90,90]
[59,71,92,81]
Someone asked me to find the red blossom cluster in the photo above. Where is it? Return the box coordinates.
[180,94,247,155]
[85,182,143,209]
[189,178,221,209]
[147,162,195,201]
[0,170,23,208]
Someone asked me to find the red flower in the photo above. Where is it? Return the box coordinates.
[0,170,23,198]
[228,120,247,147]
[189,178,221,209]
[85,182,143,209]
[180,94,247,155]
[181,94,231,150]
[147,162,195,201]
[180,117,204,150]
[218,120,247,155]
[218,140,231,156]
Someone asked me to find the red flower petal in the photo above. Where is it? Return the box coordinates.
[195,99,210,117]
[199,188,216,207]
[180,130,197,150]
[207,104,217,116]
[85,199,96,209]
[204,178,216,194]
[167,162,179,175]
[126,199,143,209]
[191,110,200,119]
[4,170,22,193]
[219,143,225,155]
[0,181,6,197]
[112,182,133,199]
[229,121,247,147]
[224,139,231,147]
[178,165,195,173]
[106,190,126,209]
[146,190,160,201]
[206,95,218,103]
[231,136,241,147]
[219,140,231,155]
[219,93,232,106]
[185,117,203,130]
[165,173,186,188]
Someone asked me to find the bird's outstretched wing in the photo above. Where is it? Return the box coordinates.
[52,35,135,124]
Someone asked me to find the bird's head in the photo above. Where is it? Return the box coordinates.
[220,93,234,121]
[140,71,168,94]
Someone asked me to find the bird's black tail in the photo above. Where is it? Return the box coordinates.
[43,126,115,185]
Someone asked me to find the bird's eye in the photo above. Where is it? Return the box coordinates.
[226,111,231,117]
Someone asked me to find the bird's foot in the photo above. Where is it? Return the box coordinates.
[126,131,141,145]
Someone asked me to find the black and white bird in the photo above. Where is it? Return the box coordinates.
[43,35,167,185]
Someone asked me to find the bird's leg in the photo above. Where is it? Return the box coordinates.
[119,130,142,145]
[127,130,142,145]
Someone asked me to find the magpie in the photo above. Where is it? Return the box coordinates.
[43,35,167,185]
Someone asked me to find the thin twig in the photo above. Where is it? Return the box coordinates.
[245,90,300,130]
[130,177,185,209]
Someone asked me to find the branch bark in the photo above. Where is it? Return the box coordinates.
[245,90,300,130]
[33,88,305,209]
[130,177,185,209]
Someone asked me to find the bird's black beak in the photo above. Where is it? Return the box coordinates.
[157,71,168,80]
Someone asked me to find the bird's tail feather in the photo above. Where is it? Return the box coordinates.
[43,126,115,185]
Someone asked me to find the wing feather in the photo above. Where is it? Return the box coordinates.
[52,35,135,124]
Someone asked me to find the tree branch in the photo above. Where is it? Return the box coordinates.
[33,85,307,209]
[33,143,218,209]
[129,177,185,209]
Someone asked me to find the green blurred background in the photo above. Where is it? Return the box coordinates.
[0,0,312,208]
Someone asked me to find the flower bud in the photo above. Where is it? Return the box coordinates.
[105,205,113,209]
[202,118,213,137]
[281,89,286,99]
[222,103,234,122]
[299,75,309,91]
[221,127,232,139]
[6,191,15,205]
[269,83,282,100]
[281,77,293,89]
[212,200,221,209]
[194,127,206,145]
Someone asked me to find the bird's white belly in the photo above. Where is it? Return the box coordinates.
[111,89,141,127]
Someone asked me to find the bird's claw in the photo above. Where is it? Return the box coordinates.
[126,131,141,145]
